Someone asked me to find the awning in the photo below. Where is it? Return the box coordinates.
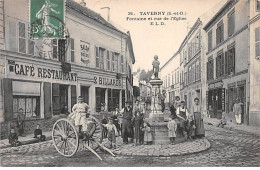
[13,81,40,96]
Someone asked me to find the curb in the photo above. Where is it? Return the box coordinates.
[112,138,211,157]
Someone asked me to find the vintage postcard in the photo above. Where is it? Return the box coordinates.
[0,0,259,167]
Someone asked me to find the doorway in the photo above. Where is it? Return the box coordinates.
[81,86,89,104]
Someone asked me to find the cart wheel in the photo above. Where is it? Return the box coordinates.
[52,118,79,157]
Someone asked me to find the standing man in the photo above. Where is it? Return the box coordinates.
[71,96,90,138]
[120,100,134,144]
[17,108,25,136]
[169,101,177,119]
[145,94,151,110]
[233,98,243,125]
[160,90,166,112]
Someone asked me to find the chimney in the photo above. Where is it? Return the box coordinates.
[80,0,86,7]
[100,7,110,22]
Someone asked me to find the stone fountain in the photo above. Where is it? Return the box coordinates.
[147,55,186,145]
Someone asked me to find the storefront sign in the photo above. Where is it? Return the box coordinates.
[208,81,223,89]
[80,40,90,65]
[13,63,77,81]
[94,76,121,87]
[237,80,246,86]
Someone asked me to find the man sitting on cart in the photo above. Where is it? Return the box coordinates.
[68,96,95,141]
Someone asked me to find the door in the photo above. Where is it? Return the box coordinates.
[81,86,89,104]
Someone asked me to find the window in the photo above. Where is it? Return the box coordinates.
[70,39,74,62]
[226,46,235,75]
[188,66,192,84]
[95,46,99,68]
[172,72,174,85]
[13,96,40,118]
[255,27,260,58]
[107,51,111,71]
[216,21,224,45]
[177,71,179,83]
[18,22,26,53]
[195,59,201,81]
[208,30,212,51]
[168,75,170,87]
[216,52,225,78]
[207,58,214,80]
[58,39,66,62]
[257,0,260,11]
[99,48,105,69]
[120,55,124,73]
[228,10,235,37]
[52,39,58,59]
[112,53,119,72]
[188,44,192,61]
[184,72,187,86]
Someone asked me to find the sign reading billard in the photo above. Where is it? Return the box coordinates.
[13,63,77,81]
[94,76,121,87]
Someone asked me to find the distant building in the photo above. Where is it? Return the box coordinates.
[160,52,180,108]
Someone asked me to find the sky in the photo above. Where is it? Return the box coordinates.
[75,0,225,72]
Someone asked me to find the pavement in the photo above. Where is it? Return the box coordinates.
[0,131,52,150]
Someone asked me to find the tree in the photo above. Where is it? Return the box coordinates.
[138,69,153,83]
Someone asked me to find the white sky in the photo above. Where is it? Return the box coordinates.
[75,0,225,71]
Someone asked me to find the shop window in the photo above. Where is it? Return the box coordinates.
[96,87,106,112]
[52,84,68,115]
[208,30,212,51]
[18,22,26,53]
[107,51,111,71]
[70,38,75,62]
[228,10,235,37]
[216,21,224,45]
[255,27,260,58]
[13,96,40,118]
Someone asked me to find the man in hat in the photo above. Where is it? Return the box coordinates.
[120,100,134,144]
[176,101,189,136]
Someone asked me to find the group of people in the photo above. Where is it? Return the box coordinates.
[168,96,205,142]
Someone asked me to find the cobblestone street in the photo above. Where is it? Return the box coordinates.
[1,123,259,167]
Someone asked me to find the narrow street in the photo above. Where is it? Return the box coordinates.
[1,123,259,167]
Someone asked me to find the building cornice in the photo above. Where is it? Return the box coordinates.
[249,13,260,24]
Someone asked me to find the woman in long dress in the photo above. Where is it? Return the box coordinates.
[191,98,205,138]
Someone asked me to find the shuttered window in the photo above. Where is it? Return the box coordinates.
[257,0,260,11]
[28,39,34,55]
[95,46,99,68]
[227,46,235,75]
[216,52,224,78]
[228,10,235,37]
[216,21,224,45]
[99,48,105,70]
[121,55,124,73]
[107,51,111,71]
[52,39,58,59]
[255,27,260,58]
[70,38,74,62]
[207,58,214,80]
[18,22,26,53]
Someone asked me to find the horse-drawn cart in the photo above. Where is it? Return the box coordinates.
[52,115,115,160]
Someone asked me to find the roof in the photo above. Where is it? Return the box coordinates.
[203,0,237,31]
[160,52,179,70]
[66,0,128,36]
[127,31,136,64]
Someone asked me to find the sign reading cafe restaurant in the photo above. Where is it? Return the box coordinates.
[13,63,77,81]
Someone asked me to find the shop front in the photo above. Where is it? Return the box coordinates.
[207,81,225,119]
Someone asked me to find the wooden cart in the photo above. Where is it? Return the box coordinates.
[52,116,115,160]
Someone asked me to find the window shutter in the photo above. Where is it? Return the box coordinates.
[3,78,13,121]
[95,46,99,68]
[28,39,34,55]
[52,84,60,115]
[255,27,259,42]
[44,82,52,118]
[58,39,66,62]
[18,22,26,53]
[206,91,209,110]
[9,20,17,52]
[225,52,228,75]
[70,38,74,62]
[71,85,77,110]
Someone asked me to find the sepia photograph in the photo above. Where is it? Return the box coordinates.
[0,0,260,167]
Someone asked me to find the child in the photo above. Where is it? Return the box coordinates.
[33,124,46,142]
[217,115,227,128]
[186,114,196,140]
[142,122,152,145]
[167,117,177,145]
[133,111,143,145]
[9,129,20,147]
[103,118,118,149]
